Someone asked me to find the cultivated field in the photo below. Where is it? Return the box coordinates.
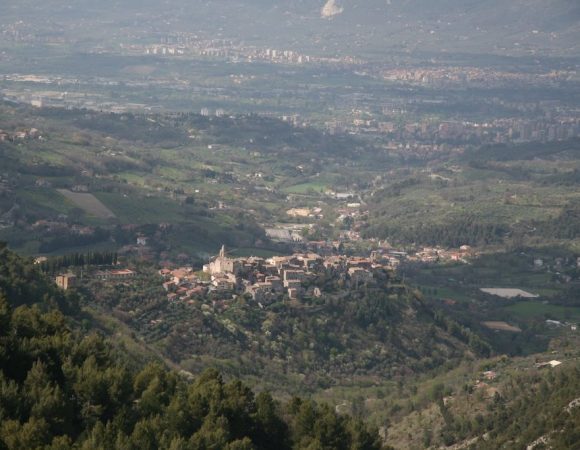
[57,189,116,219]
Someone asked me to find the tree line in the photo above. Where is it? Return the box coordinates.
[39,251,118,274]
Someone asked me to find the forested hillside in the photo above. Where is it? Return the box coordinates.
[475,367,580,449]
[0,245,387,450]
[380,355,580,449]
[83,259,491,393]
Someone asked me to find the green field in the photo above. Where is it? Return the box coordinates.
[282,182,327,195]
[16,188,78,216]
[57,189,116,219]
[94,192,185,224]
[503,301,580,322]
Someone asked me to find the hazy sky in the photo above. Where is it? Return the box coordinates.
[2,0,579,57]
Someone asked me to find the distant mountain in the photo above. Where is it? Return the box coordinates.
[3,0,580,57]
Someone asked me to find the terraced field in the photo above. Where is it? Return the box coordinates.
[57,189,117,219]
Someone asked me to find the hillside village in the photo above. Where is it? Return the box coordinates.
[50,239,484,309]
[158,245,401,306]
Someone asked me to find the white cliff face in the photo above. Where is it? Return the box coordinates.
[321,0,344,18]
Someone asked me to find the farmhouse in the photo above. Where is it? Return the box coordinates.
[95,269,136,280]
[55,273,77,290]
[535,360,562,369]
[286,208,311,218]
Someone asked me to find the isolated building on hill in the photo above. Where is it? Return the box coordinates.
[55,273,77,290]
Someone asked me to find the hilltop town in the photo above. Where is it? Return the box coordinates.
[159,245,399,306]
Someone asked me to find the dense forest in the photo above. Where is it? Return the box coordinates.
[363,216,508,248]
[0,244,388,450]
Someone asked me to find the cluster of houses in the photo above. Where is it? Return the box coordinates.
[55,269,136,290]
[31,219,98,235]
[0,127,41,142]
[158,245,398,306]
[534,256,580,284]
[411,245,474,263]
[94,269,136,280]
[286,207,324,219]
